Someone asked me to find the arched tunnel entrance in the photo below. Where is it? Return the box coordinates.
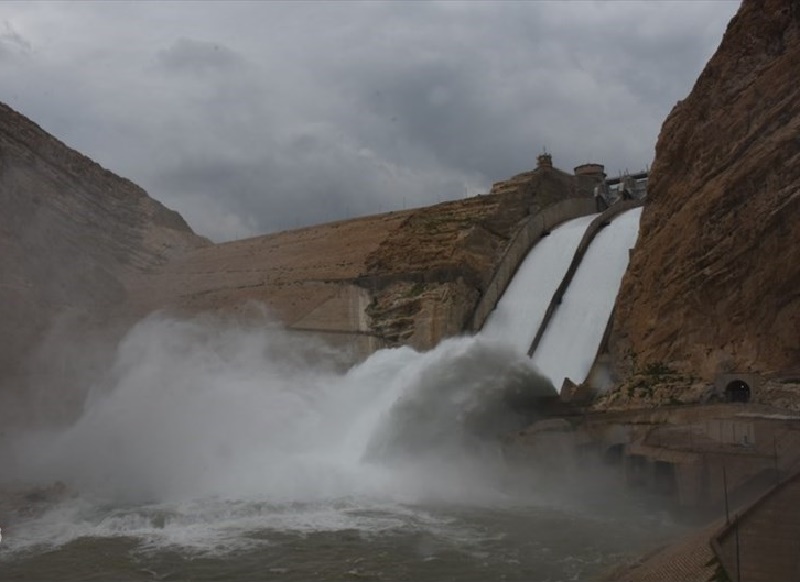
[725,380,751,403]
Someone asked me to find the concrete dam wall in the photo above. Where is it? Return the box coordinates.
[127,158,607,362]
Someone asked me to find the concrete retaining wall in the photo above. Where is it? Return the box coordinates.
[288,284,390,363]
[469,197,596,332]
[713,471,800,582]
[291,284,373,333]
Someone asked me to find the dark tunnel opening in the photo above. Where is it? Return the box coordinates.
[725,380,751,403]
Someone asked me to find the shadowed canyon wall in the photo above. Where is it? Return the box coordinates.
[611,0,800,382]
[0,102,209,420]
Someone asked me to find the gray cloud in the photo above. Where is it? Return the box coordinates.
[0,1,738,241]
[156,38,245,75]
[0,20,30,61]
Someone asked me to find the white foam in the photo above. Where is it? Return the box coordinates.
[1,209,640,556]
[533,208,642,387]
[2,314,553,554]
[483,214,596,352]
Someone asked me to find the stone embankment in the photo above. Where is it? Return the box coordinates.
[713,469,800,581]
[522,400,800,581]
[600,409,800,582]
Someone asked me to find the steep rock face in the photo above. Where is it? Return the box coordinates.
[612,0,800,381]
[0,102,207,402]
[361,195,513,349]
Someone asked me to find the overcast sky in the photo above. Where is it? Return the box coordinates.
[1,1,738,242]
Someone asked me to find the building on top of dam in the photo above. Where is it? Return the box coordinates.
[489,153,648,213]
[572,160,649,210]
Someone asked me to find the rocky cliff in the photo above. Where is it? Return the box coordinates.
[611,0,800,382]
[0,102,208,419]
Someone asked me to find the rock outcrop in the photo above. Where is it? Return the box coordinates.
[0,102,208,420]
[357,163,585,347]
[611,0,800,381]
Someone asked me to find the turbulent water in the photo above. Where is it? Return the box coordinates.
[0,209,683,581]
[533,208,643,387]
[482,214,597,352]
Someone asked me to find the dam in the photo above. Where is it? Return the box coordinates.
[4,0,797,577]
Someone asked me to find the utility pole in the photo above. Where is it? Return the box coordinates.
[774,435,780,484]
[735,520,741,582]
[723,464,730,525]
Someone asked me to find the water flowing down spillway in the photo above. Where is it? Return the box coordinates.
[532,207,643,388]
[482,214,596,353]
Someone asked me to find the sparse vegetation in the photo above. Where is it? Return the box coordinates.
[643,361,676,376]
[407,282,426,297]
[705,557,732,582]
[625,347,639,368]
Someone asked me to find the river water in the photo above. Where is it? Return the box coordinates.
[0,211,682,580]
[0,498,682,581]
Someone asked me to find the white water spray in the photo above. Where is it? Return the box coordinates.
[482,215,596,353]
[532,208,643,386]
[1,209,644,557]
[2,312,555,553]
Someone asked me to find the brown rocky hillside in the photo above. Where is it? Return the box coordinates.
[611,0,800,381]
[0,102,208,419]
